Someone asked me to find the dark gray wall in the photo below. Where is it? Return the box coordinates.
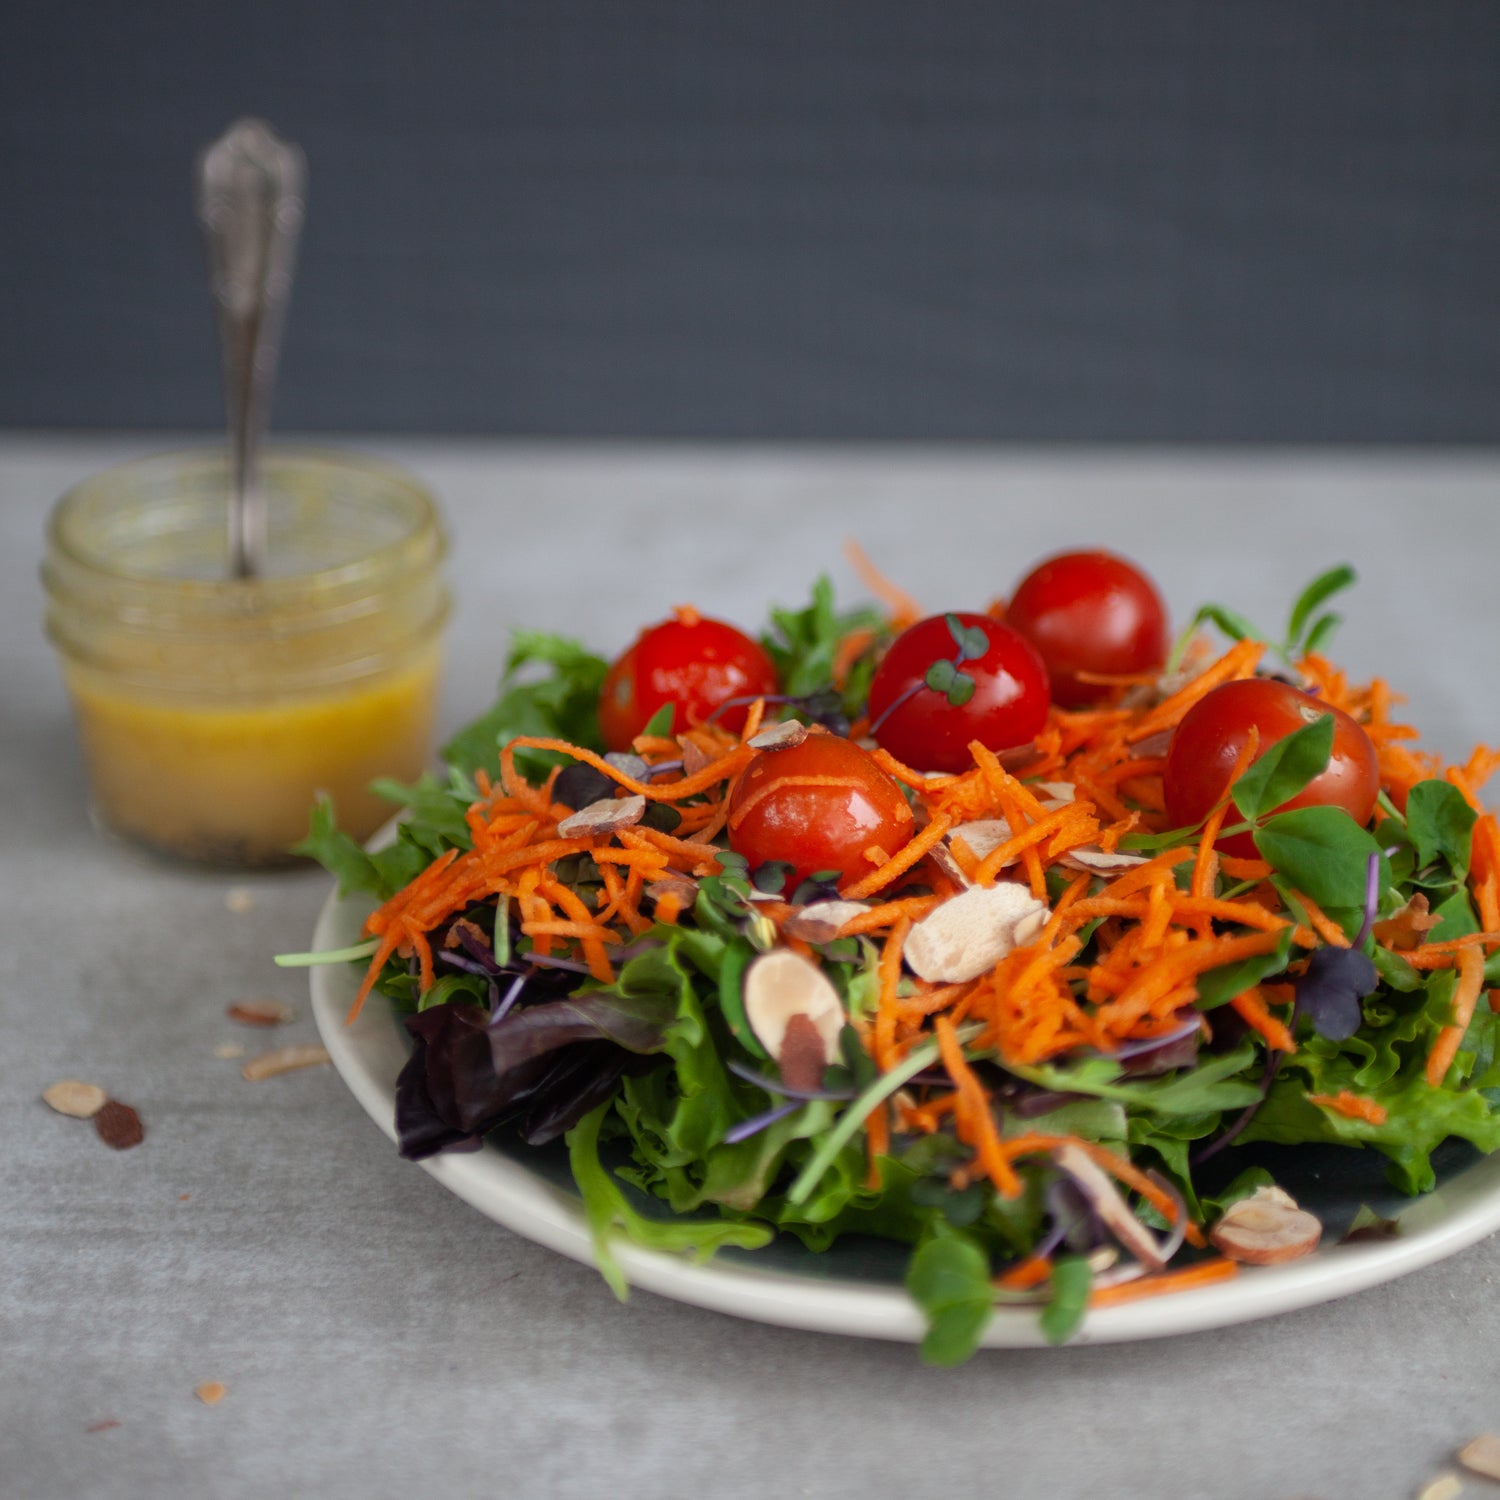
[5,2,1499,440]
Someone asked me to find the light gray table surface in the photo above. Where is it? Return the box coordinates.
[6,433,1500,1500]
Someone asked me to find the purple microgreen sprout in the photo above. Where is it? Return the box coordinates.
[705,688,850,736]
[868,614,992,736]
[1293,850,1381,1041]
[727,1058,856,1103]
[723,1101,803,1144]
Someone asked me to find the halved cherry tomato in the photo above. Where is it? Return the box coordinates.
[1163,677,1380,856]
[727,732,915,888]
[1005,550,1170,708]
[599,609,779,751]
[866,612,1049,774]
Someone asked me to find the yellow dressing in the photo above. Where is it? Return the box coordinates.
[65,649,441,865]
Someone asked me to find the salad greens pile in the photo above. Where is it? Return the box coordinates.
[294,571,1500,1362]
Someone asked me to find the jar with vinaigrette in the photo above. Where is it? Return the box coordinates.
[43,448,449,866]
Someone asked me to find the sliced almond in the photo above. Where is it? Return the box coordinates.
[94,1100,145,1150]
[1459,1433,1500,1482]
[905,882,1051,983]
[1052,1143,1169,1271]
[1032,781,1077,806]
[557,793,647,838]
[679,739,716,778]
[926,839,974,890]
[240,1044,332,1082]
[1209,1184,1322,1265]
[747,719,808,752]
[742,950,845,1075]
[645,875,698,908]
[225,999,294,1028]
[1057,846,1151,875]
[42,1080,108,1119]
[948,819,1014,864]
[783,899,869,944]
[1417,1473,1463,1500]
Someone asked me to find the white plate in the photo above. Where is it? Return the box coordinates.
[310,879,1500,1347]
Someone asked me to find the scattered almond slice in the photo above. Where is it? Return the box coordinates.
[948,819,1013,863]
[926,838,973,890]
[783,899,869,944]
[241,1044,332,1082]
[94,1100,145,1150]
[1057,846,1151,875]
[746,719,808,752]
[195,1382,227,1407]
[42,1080,108,1119]
[645,875,699,907]
[1209,1184,1322,1265]
[557,793,647,838]
[1031,781,1076,806]
[905,882,1051,983]
[1459,1434,1500,1482]
[226,999,294,1028]
[1417,1472,1463,1500]
[742,950,845,1079]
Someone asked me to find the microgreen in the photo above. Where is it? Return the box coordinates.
[869,612,992,733]
[1170,564,1357,671]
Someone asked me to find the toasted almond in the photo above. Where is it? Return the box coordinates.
[226,999,294,1028]
[1032,781,1077,806]
[241,1044,332,1082]
[1459,1434,1500,1482]
[783,899,869,944]
[195,1382,227,1407]
[925,838,973,890]
[1052,1143,1168,1271]
[742,950,845,1070]
[948,819,1014,863]
[905,882,1051,984]
[747,719,808,752]
[1057,846,1151,875]
[42,1080,108,1119]
[679,739,716,778]
[557,793,647,838]
[1209,1184,1322,1265]
[1417,1472,1463,1500]
[94,1100,145,1150]
[645,875,699,908]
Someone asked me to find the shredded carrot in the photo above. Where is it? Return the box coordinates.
[843,539,922,628]
[995,1255,1052,1291]
[1307,1090,1388,1125]
[1230,985,1296,1053]
[842,814,954,900]
[1088,1258,1239,1308]
[1425,946,1486,1087]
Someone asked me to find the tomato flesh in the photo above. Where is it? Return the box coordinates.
[867,613,1050,774]
[727,733,915,889]
[1163,677,1380,857]
[599,612,779,751]
[1005,550,1170,709]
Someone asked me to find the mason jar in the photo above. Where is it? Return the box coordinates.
[42,447,450,866]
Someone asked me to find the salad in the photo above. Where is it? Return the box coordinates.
[292,551,1500,1361]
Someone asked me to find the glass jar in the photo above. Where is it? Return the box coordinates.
[42,447,450,866]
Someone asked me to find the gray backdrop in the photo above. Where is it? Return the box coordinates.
[5,1,1499,440]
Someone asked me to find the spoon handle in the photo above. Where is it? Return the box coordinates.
[196,119,306,579]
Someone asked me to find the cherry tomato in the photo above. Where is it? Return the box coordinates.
[1163,677,1380,857]
[599,609,779,751]
[1005,551,1170,708]
[727,732,915,889]
[866,612,1050,774]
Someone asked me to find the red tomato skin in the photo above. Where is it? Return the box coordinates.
[1163,677,1380,857]
[727,733,915,889]
[598,614,779,751]
[866,613,1050,774]
[1006,550,1170,708]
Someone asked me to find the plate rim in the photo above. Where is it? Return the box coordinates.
[309,877,1500,1348]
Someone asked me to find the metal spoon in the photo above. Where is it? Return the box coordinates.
[195,118,306,579]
